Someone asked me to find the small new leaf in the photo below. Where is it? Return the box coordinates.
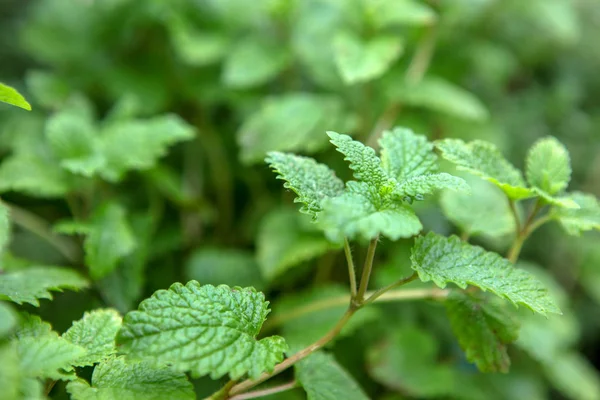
[379,127,437,181]
[266,152,344,218]
[117,282,287,380]
[66,356,194,400]
[411,233,561,316]
[63,309,123,367]
[550,191,600,236]
[0,82,31,111]
[445,292,520,373]
[526,137,571,195]
[395,173,469,197]
[435,139,532,199]
[0,267,88,306]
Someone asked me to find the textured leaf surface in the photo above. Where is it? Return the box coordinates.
[0,267,88,306]
[0,343,21,400]
[17,335,85,380]
[67,356,194,400]
[266,152,344,218]
[0,302,17,337]
[445,292,520,373]
[551,191,600,236]
[333,32,403,85]
[117,281,287,379]
[395,173,469,197]
[411,232,560,315]
[327,132,388,187]
[296,351,369,400]
[436,139,532,199]
[526,137,571,195]
[63,309,122,367]
[257,208,332,282]
[319,182,422,242]
[379,127,437,181]
[0,82,31,110]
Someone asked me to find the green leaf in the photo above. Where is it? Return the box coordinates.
[435,139,533,199]
[319,182,422,242]
[66,356,194,400]
[0,343,21,400]
[63,309,123,367]
[550,191,600,236]
[168,16,230,66]
[542,352,600,400]
[532,187,579,209]
[333,32,403,85]
[0,82,31,111]
[440,175,516,237]
[25,70,70,108]
[379,127,438,181]
[16,335,85,380]
[388,77,488,121]
[266,152,345,219]
[295,351,369,400]
[526,137,571,195]
[185,247,264,290]
[445,292,520,373]
[117,282,287,380]
[257,208,333,282]
[327,131,388,188]
[15,313,55,338]
[395,173,469,197]
[0,153,72,198]
[0,302,18,338]
[239,94,355,164]
[0,200,10,253]
[0,267,88,306]
[222,36,290,88]
[100,115,195,182]
[411,232,561,315]
[364,0,437,28]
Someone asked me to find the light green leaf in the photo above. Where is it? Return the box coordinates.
[0,200,10,253]
[17,335,85,380]
[100,115,195,182]
[543,352,600,400]
[550,191,600,236]
[435,139,533,199]
[411,232,561,315]
[0,343,21,400]
[532,187,579,209]
[445,292,520,373]
[526,137,571,195]
[0,267,88,306]
[0,302,18,337]
[15,313,55,339]
[389,77,488,121]
[25,70,70,108]
[266,152,344,219]
[295,351,369,400]
[185,247,264,290]
[67,356,195,400]
[440,175,515,238]
[0,154,72,198]
[395,173,469,197]
[327,132,388,188]
[239,94,355,164]
[257,208,333,282]
[168,16,230,66]
[319,182,422,242]
[379,127,437,181]
[0,82,31,111]
[63,309,123,367]
[333,32,403,85]
[364,0,437,28]
[117,282,287,380]
[222,36,289,88]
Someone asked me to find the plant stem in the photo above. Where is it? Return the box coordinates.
[507,199,544,263]
[363,272,418,305]
[508,199,521,235]
[356,236,378,302]
[344,238,358,298]
[205,380,237,400]
[229,381,297,400]
[405,24,438,85]
[228,308,356,396]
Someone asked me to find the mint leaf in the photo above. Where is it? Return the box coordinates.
[63,309,122,367]
[436,139,532,199]
[295,352,369,400]
[0,267,88,306]
[0,154,72,198]
[333,32,403,85]
[67,356,194,400]
[0,343,21,400]
[327,132,388,188]
[395,173,470,197]
[17,335,85,380]
[379,127,438,181]
[15,313,54,338]
[117,282,287,380]
[411,232,560,315]
[550,191,600,236]
[266,152,344,219]
[526,137,571,196]
[0,200,9,253]
[319,182,422,242]
[0,82,31,111]
[364,0,437,28]
[0,302,18,338]
[445,292,520,373]
[257,208,333,282]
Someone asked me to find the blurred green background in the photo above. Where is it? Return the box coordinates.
[1,0,599,399]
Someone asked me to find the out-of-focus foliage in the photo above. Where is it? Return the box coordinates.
[1,0,599,399]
